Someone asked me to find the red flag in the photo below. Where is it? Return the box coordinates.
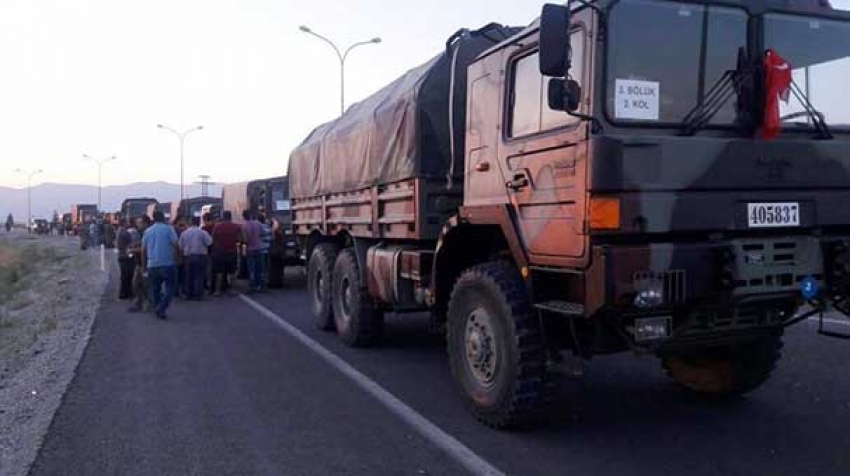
[762,49,793,140]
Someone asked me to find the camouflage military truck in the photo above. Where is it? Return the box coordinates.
[121,197,158,222]
[222,177,299,284]
[169,197,221,225]
[289,0,850,428]
[147,202,174,222]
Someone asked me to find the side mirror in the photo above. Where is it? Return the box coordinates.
[539,3,571,77]
[548,78,581,112]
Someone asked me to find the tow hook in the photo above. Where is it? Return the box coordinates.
[794,277,850,339]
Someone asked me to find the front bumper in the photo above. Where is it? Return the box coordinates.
[592,235,850,348]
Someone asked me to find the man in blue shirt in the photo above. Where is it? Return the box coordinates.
[141,210,180,320]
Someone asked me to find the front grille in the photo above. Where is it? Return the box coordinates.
[729,237,822,294]
[633,269,687,305]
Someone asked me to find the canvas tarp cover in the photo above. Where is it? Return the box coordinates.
[288,24,519,198]
[222,181,250,223]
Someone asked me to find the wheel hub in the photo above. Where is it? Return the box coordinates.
[465,309,497,387]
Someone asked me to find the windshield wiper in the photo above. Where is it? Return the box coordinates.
[680,58,755,137]
[779,80,833,140]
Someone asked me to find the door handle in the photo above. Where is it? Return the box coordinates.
[505,173,530,191]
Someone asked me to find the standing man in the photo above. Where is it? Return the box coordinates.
[258,214,272,292]
[141,210,180,320]
[115,219,136,300]
[90,219,101,247]
[242,210,263,294]
[174,219,189,299]
[201,212,216,293]
[211,211,241,296]
[178,216,212,300]
[80,220,90,250]
[128,216,150,313]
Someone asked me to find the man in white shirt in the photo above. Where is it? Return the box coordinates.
[178,216,212,301]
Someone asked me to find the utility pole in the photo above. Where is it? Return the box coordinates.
[14,168,43,232]
[298,26,381,115]
[157,124,204,202]
[197,174,217,197]
[83,154,117,212]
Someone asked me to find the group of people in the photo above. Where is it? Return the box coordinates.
[78,219,115,249]
[113,209,275,320]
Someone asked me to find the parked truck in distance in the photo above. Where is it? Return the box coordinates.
[173,196,222,225]
[221,177,299,286]
[70,204,98,232]
[289,0,850,428]
[121,197,158,222]
[147,202,173,222]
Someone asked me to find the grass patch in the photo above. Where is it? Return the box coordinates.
[0,241,66,305]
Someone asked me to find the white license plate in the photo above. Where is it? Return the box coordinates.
[747,202,800,228]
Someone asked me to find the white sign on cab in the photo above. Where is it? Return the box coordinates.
[615,79,660,121]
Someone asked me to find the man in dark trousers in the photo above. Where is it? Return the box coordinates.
[211,210,241,296]
[141,211,180,320]
[178,216,212,300]
[128,216,151,313]
[115,219,136,300]
[201,212,216,292]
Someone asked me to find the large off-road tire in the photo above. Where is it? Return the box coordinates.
[661,335,784,396]
[308,243,339,331]
[447,261,548,429]
[332,248,384,347]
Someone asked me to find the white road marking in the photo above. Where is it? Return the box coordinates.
[239,294,506,476]
[807,316,850,327]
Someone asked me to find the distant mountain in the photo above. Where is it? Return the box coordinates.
[0,181,223,223]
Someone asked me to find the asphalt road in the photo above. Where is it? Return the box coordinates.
[29,266,850,476]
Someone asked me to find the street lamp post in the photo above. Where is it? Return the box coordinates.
[298,26,381,115]
[83,154,117,212]
[157,124,204,202]
[14,168,43,232]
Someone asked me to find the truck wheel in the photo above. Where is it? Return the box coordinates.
[332,248,383,347]
[661,335,784,396]
[308,243,339,330]
[447,261,547,429]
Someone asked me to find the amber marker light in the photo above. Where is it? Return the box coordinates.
[589,197,621,230]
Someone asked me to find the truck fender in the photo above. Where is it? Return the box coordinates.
[430,205,530,318]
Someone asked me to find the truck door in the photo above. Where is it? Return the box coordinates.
[497,22,591,266]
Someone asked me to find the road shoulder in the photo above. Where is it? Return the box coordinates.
[0,235,108,476]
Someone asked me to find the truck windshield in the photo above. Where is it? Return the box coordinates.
[764,13,850,129]
[606,0,747,125]
[271,184,290,211]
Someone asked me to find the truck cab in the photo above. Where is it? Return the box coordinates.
[440,0,850,422]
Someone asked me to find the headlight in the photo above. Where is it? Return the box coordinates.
[633,274,664,308]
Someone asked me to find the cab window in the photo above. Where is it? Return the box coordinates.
[509,29,585,137]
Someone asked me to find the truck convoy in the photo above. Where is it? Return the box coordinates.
[289,0,850,428]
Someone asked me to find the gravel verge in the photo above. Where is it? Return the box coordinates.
[0,233,108,476]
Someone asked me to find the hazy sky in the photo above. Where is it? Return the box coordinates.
[0,0,541,189]
[0,0,848,189]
